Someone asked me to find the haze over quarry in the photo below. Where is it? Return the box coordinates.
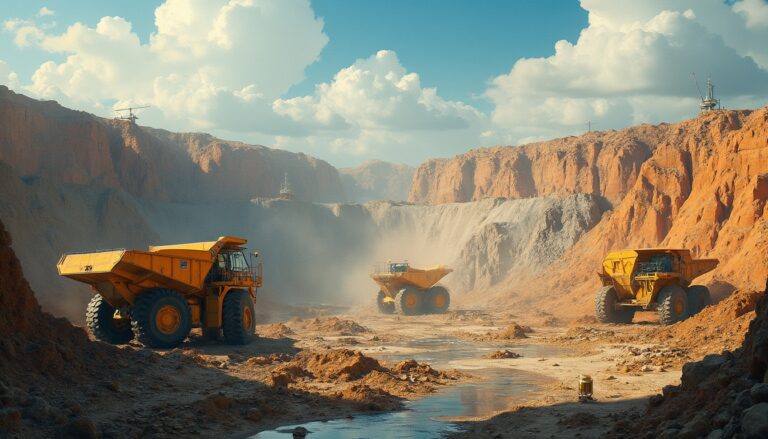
[1,0,768,166]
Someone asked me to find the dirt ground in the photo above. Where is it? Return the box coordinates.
[6,298,755,439]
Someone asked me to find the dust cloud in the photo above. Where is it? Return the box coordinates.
[3,185,601,322]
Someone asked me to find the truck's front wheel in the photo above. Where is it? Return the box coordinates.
[131,289,192,348]
[657,285,688,325]
[86,295,133,344]
[222,289,256,345]
[395,287,423,315]
[595,286,634,324]
[686,285,711,316]
[377,290,395,314]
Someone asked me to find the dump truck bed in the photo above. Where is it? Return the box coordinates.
[57,236,246,307]
[371,265,452,295]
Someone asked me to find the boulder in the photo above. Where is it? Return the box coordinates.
[681,354,727,390]
[741,403,768,438]
[750,383,768,404]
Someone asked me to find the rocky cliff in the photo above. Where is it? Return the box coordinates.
[449,108,768,317]
[0,86,345,203]
[340,160,415,202]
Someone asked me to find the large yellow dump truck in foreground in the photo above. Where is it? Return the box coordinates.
[595,248,718,325]
[57,236,262,348]
[371,263,452,315]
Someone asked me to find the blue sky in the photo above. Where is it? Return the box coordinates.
[1,1,587,112]
[293,1,587,110]
[1,1,767,167]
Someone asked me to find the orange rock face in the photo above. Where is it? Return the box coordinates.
[413,108,768,317]
[0,86,345,203]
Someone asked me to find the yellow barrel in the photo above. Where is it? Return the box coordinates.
[578,374,593,400]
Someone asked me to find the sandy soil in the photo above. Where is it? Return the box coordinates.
[8,302,748,438]
[281,306,744,439]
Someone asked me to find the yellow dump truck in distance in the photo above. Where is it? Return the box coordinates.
[57,236,262,348]
[595,248,718,325]
[371,263,452,315]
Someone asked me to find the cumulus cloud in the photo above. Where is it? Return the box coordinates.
[38,7,55,17]
[487,0,768,143]
[6,0,327,133]
[4,0,768,166]
[0,60,19,89]
[275,50,483,132]
[270,50,488,158]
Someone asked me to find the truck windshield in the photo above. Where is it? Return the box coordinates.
[389,263,408,273]
[227,252,249,272]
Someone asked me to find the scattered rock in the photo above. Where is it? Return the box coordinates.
[245,356,273,366]
[198,393,234,420]
[751,383,768,404]
[62,416,98,439]
[103,380,120,392]
[681,354,726,389]
[741,402,768,438]
[0,407,21,432]
[484,350,522,359]
[22,396,51,423]
[292,426,309,438]
[706,429,723,439]
[245,408,262,422]
[498,323,532,339]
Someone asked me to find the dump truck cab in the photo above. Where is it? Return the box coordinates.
[57,236,262,348]
[595,248,718,325]
[371,263,453,315]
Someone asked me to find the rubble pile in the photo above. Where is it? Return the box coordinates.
[609,283,768,438]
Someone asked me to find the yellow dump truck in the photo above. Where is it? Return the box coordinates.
[371,263,452,315]
[57,236,262,348]
[595,248,718,325]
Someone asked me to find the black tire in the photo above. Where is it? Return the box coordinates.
[657,285,688,325]
[395,287,423,316]
[377,290,395,314]
[131,289,192,348]
[425,286,450,314]
[595,286,635,324]
[222,289,256,345]
[686,285,711,316]
[85,295,133,344]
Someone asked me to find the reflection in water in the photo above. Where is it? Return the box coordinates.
[251,337,567,439]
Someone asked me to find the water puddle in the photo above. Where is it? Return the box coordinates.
[251,337,567,439]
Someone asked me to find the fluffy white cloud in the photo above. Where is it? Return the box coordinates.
[7,0,327,133]
[275,50,483,132]
[487,0,768,143]
[735,0,768,29]
[4,0,768,167]
[0,60,19,89]
[38,7,55,17]
[270,50,488,158]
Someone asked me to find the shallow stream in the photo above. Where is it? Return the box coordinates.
[250,336,568,439]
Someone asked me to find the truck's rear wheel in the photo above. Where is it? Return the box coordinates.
[85,295,133,344]
[595,286,634,324]
[131,289,192,348]
[686,285,711,316]
[377,290,395,314]
[222,289,256,345]
[425,286,450,314]
[395,287,422,315]
[658,285,688,325]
